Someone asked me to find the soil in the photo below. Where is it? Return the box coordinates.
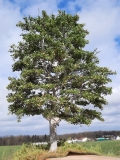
[46,155,120,160]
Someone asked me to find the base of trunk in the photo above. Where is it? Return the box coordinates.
[50,141,57,151]
[49,117,60,151]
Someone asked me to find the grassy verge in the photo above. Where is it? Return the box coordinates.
[10,143,103,160]
[1,140,120,160]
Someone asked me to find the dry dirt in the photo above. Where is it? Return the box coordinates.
[46,155,120,160]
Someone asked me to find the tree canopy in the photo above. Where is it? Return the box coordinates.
[7,10,116,126]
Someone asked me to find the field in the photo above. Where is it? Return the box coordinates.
[81,140,120,157]
[0,140,120,160]
[0,145,21,160]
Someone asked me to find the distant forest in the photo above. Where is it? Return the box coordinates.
[0,130,120,146]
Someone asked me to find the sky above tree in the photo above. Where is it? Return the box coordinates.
[0,0,120,136]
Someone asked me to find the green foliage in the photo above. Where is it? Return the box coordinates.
[57,138,66,146]
[7,10,116,124]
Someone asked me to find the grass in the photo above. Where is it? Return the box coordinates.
[0,140,120,160]
[0,145,21,160]
[10,143,100,160]
[80,140,120,157]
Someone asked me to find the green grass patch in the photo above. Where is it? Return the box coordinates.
[0,145,21,160]
[80,140,120,157]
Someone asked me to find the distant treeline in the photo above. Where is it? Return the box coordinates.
[0,130,120,146]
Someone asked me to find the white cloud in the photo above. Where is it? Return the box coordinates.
[22,0,59,17]
[0,0,22,77]
[105,85,120,105]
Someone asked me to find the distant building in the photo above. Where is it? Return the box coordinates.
[80,137,88,142]
[116,136,120,140]
[66,140,73,143]
[95,137,111,141]
[66,137,88,143]
[32,142,48,145]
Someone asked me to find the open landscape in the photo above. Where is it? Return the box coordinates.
[0,140,120,160]
[0,1,120,160]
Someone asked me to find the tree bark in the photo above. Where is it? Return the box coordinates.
[49,117,60,151]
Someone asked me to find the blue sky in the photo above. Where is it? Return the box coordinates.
[0,0,120,136]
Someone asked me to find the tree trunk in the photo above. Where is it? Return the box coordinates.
[49,117,60,151]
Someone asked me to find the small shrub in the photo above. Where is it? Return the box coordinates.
[57,139,66,146]
[11,143,45,160]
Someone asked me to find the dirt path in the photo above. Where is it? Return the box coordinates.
[46,155,120,160]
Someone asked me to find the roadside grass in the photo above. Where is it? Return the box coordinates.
[11,143,100,160]
[0,140,120,160]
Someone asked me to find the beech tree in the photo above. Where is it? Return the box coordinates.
[7,10,115,151]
